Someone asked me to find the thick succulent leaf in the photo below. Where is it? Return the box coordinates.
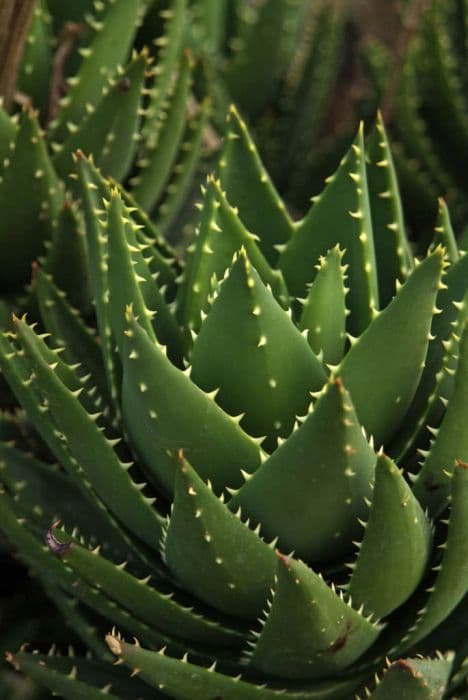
[0,442,128,559]
[6,652,161,700]
[5,650,121,700]
[298,245,348,365]
[132,51,193,212]
[417,6,468,194]
[224,0,292,118]
[190,252,326,450]
[394,55,453,205]
[115,181,179,285]
[247,554,382,681]
[34,268,112,413]
[53,50,148,180]
[228,378,376,563]
[0,329,92,484]
[12,315,165,550]
[75,152,121,408]
[163,455,276,621]
[279,125,378,335]
[156,96,211,234]
[280,4,344,200]
[17,0,52,117]
[430,198,459,263]
[218,105,294,265]
[80,152,179,298]
[141,0,187,144]
[347,453,432,619]
[337,248,445,447]
[190,0,228,54]
[0,489,163,649]
[390,142,439,233]
[44,583,110,658]
[176,176,289,334]
[48,0,142,142]
[105,634,364,699]
[106,190,183,364]
[0,102,16,163]
[398,461,468,652]
[0,489,78,590]
[43,199,92,314]
[121,310,263,496]
[413,323,468,515]
[0,108,63,288]
[366,113,413,307]
[390,252,468,461]
[61,537,244,648]
[0,331,154,572]
[365,655,453,700]
[11,308,110,431]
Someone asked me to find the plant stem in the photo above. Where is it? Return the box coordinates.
[0,0,37,112]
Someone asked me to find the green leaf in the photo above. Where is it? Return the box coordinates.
[228,378,376,563]
[43,199,92,314]
[0,330,93,488]
[366,113,413,307]
[0,489,77,591]
[176,176,289,334]
[394,55,453,207]
[416,6,468,196]
[348,453,432,619]
[106,189,183,365]
[218,105,294,265]
[298,245,348,365]
[140,0,187,144]
[281,5,345,199]
[34,268,111,414]
[0,102,16,163]
[132,51,193,212]
[337,248,445,446]
[399,461,468,652]
[279,125,379,335]
[62,538,244,648]
[190,0,228,54]
[247,554,382,680]
[0,442,127,560]
[48,0,142,142]
[190,251,326,450]
[12,315,165,551]
[0,108,63,288]
[105,634,365,699]
[17,1,52,117]
[75,152,121,408]
[163,454,276,621]
[5,649,122,700]
[114,180,179,283]
[430,198,459,263]
[0,493,163,646]
[389,252,468,462]
[156,96,212,234]
[0,332,134,561]
[53,49,148,181]
[413,322,468,515]
[367,655,453,700]
[121,310,263,496]
[225,0,293,118]
[6,652,161,700]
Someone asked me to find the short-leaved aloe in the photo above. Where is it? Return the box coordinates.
[0,108,466,699]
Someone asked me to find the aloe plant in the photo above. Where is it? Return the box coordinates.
[0,107,465,699]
